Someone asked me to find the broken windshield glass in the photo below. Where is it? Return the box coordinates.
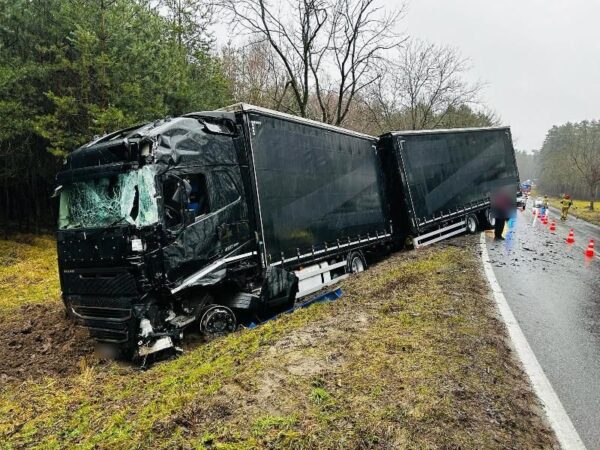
[58,166,158,229]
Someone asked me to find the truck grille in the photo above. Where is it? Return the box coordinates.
[62,269,138,296]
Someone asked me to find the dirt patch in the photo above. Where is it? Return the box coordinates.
[0,303,96,381]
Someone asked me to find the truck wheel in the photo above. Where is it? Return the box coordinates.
[199,305,237,338]
[465,214,479,234]
[347,252,366,273]
[483,209,496,229]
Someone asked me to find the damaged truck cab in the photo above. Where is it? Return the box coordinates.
[56,112,280,357]
[56,105,388,358]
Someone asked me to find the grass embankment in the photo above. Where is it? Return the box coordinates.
[547,197,600,226]
[0,235,60,318]
[0,235,556,448]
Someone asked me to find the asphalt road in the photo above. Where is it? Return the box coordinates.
[484,202,600,448]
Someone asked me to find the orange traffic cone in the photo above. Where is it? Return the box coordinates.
[585,239,595,257]
[566,229,575,244]
[549,221,556,232]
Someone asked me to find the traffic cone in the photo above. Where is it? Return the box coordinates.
[566,229,575,244]
[549,221,556,232]
[585,239,595,257]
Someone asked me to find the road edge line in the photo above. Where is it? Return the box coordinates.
[479,233,586,450]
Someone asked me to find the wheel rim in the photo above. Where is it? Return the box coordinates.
[467,216,476,233]
[200,305,236,337]
[487,211,496,227]
[351,256,364,273]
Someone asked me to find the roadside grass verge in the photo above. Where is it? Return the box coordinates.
[0,234,60,318]
[545,196,600,226]
[0,235,557,448]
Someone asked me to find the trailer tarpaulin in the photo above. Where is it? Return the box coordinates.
[247,112,387,262]
[384,128,519,230]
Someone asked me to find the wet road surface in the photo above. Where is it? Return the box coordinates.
[485,204,600,447]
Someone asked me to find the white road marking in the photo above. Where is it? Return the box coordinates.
[479,232,586,450]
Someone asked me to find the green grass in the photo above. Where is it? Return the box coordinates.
[0,235,557,448]
[0,234,60,317]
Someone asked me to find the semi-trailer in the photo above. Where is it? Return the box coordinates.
[54,104,518,358]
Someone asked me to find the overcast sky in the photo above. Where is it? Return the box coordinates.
[216,0,600,151]
[398,0,600,150]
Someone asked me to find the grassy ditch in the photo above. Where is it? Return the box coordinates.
[0,235,557,448]
[547,197,600,226]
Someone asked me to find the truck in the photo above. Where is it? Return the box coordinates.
[55,104,391,358]
[54,104,518,359]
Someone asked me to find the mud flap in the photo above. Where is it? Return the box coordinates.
[260,266,298,310]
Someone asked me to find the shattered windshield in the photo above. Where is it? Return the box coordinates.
[58,166,158,229]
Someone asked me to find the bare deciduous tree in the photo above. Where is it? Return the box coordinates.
[221,39,292,109]
[224,0,403,124]
[368,39,483,131]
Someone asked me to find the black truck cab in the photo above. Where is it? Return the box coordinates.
[56,114,270,357]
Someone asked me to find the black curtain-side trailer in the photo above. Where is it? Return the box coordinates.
[231,104,392,297]
[378,127,519,247]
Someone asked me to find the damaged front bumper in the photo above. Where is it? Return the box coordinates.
[66,295,138,345]
[66,295,184,359]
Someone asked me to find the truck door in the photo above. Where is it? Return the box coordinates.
[161,168,251,283]
[209,169,251,253]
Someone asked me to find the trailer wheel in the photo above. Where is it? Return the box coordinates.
[347,252,366,273]
[465,214,479,234]
[484,208,496,229]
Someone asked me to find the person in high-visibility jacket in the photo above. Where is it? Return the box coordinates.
[560,194,573,220]
[541,195,549,216]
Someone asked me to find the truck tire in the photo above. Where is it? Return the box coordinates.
[404,235,415,250]
[465,214,479,234]
[482,208,496,229]
[347,251,366,273]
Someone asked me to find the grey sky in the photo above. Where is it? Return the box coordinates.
[215,0,600,150]
[399,0,600,150]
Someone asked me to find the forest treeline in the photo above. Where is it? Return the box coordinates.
[537,121,600,209]
[0,0,495,233]
[514,121,600,210]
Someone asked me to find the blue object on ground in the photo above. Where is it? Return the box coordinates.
[246,288,344,329]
